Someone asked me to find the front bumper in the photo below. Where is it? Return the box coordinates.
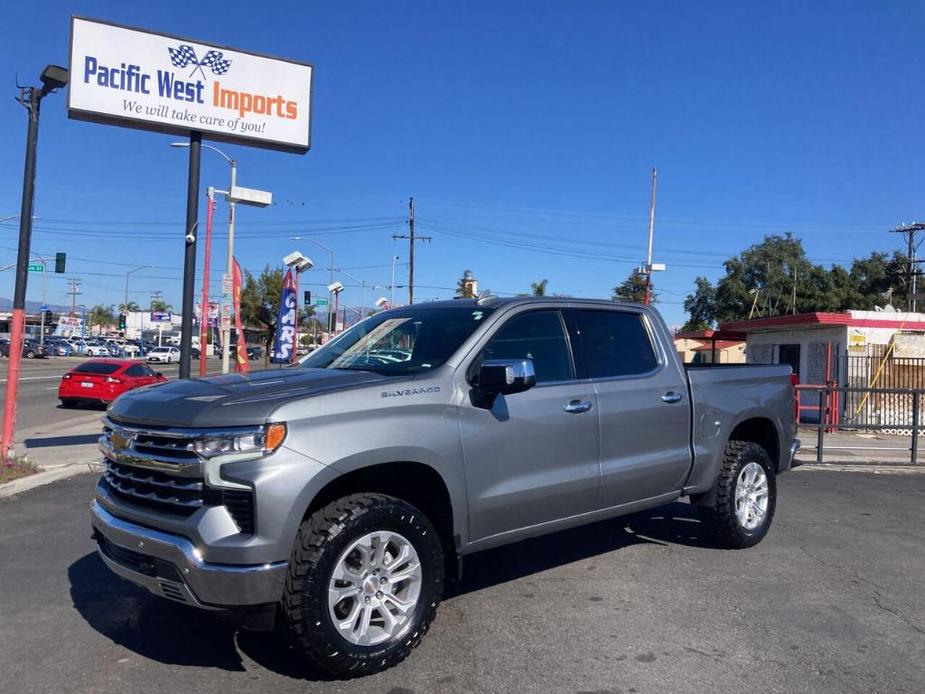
[90,500,288,609]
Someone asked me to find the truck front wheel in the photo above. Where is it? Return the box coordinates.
[282,493,444,678]
[698,440,777,549]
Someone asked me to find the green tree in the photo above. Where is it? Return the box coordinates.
[612,272,654,303]
[88,304,115,335]
[119,301,140,313]
[531,279,548,297]
[455,270,476,298]
[239,265,284,364]
[681,277,716,331]
[150,299,172,312]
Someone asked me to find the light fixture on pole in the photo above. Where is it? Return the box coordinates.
[291,236,336,334]
[328,281,344,335]
[171,142,271,374]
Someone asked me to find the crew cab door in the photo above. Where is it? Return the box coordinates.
[564,308,692,508]
[458,309,600,542]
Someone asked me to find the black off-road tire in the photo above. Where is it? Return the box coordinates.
[698,440,777,549]
[282,493,444,678]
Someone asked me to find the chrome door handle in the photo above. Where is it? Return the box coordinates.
[661,392,683,404]
[564,400,593,414]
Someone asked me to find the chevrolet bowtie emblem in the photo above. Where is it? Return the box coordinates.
[111,429,136,450]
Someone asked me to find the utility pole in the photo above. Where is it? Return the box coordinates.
[393,197,430,304]
[68,278,81,317]
[151,290,163,309]
[889,222,925,311]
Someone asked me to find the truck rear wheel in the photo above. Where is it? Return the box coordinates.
[698,440,777,549]
[282,493,444,678]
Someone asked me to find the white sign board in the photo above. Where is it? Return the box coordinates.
[68,16,312,153]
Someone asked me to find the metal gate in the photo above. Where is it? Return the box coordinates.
[842,348,925,429]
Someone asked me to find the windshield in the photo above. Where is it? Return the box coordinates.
[301,305,494,375]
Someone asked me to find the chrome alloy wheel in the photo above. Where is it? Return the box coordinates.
[327,531,423,646]
[735,461,769,531]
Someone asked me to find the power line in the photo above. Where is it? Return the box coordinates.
[889,222,925,311]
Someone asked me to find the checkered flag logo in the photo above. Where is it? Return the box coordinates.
[168,44,198,69]
[199,50,232,76]
[167,45,232,78]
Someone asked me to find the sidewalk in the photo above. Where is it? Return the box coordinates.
[1,413,104,499]
[796,426,924,470]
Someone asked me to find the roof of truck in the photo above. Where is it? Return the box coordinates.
[395,296,643,310]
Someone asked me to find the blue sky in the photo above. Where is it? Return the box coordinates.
[1,1,923,326]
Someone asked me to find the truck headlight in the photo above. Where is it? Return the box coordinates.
[193,422,287,462]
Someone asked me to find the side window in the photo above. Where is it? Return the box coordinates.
[124,364,145,377]
[143,365,158,377]
[480,310,573,383]
[572,310,658,378]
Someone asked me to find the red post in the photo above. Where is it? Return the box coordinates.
[2,309,26,457]
[199,191,215,378]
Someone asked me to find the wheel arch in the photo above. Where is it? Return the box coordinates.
[302,460,460,579]
[728,416,780,470]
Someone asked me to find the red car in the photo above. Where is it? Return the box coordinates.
[59,359,167,408]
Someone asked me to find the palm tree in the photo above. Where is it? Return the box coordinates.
[150,299,173,312]
[531,279,548,297]
[88,305,115,335]
[119,301,140,313]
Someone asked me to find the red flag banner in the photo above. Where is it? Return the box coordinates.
[232,258,249,374]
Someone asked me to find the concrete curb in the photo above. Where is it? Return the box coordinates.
[794,463,925,475]
[0,462,102,500]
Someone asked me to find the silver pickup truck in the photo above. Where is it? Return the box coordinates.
[90,297,798,677]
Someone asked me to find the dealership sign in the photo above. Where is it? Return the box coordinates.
[68,16,313,153]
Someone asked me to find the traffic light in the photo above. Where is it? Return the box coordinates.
[304,290,311,304]
[54,252,66,273]
[118,313,126,330]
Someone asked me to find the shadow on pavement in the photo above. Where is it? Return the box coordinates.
[25,433,100,448]
[68,501,708,679]
[446,500,709,597]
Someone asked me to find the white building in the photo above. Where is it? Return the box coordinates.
[722,309,925,428]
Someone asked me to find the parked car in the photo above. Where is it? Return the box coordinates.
[103,340,125,358]
[246,345,263,360]
[59,358,166,408]
[145,346,180,363]
[91,297,798,677]
[44,339,74,356]
[79,340,110,357]
[0,339,46,359]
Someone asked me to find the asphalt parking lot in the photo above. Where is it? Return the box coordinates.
[1,470,923,694]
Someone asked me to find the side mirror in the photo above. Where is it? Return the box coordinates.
[477,358,536,395]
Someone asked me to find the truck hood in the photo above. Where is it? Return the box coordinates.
[107,367,391,428]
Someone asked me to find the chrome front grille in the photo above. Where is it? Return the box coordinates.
[100,417,204,516]
[99,417,256,533]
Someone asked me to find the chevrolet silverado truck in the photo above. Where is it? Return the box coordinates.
[90,297,798,677]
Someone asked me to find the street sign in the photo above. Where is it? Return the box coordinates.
[40,304,49,313]
[222,273,233,295]
[150,311,173,323]
[315,299,329,306]
[27,263,44,272]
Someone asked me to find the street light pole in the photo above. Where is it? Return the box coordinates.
[291,236,335,334]
[200,187,216,377]
[390,255,399,307]
[2,65,68,460]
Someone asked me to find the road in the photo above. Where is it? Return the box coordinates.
[1,471,923,693]
[0,356,230,430]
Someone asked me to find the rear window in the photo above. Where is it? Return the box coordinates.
[571,310,658,378]
[73,362,121,375]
